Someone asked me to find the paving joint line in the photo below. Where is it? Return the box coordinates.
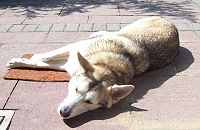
[3,80,19,109]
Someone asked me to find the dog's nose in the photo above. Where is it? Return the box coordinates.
[60,107,71,118]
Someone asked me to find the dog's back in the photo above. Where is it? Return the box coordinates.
[119,17,180,70]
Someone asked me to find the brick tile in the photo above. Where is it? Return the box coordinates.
[192,0,200,4]
[107,23,120,31]
[44,32,91,43]
[0,79,17,108]
[24,16,88,24]
[195,31,200,37]
[0,32,47,44]
[120,23,129,29]
[174,23,190,31]
[64,24,79,32]
[79,23,93,32]
[0,24,13,32]
[9,25,25,32]
[5,81,69,130]
[0,16,26,24]
[0,9,6,16]
[22,24,38,32]
[61,4,118,16]
[50,24,66,32]
[131,76,200,127]
[35,24,52,32]
[88,16,144,23]
[93,23,107,31]
[1,7,29,17]
[188,23,200,30]
[179,31,200,42]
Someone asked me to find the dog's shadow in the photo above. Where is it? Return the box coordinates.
[64,47,194,128]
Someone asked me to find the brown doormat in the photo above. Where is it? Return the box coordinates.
[3,54,71,82]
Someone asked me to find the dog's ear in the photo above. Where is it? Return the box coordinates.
[77,52,94,72]
[110,84,134,103]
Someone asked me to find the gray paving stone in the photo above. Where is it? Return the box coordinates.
[22,24,38,32]
[79,23,93,32]
[50,24,66,32]
[192,0,200,4]
[35,24,52,32]
[0,25,13,32]
[9,25,25,32]
[120,23,129,29]
[174,23,190,31]
[93,23,107,31]
[107,23,120,31]
[187,23,200,30]
[64,24,79,32]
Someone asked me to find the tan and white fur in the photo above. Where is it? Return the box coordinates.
[6,17,179,119]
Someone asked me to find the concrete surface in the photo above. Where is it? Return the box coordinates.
[0,0,200,129]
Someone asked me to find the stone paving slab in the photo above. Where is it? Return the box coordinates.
[23,16,88,24]
[0,25,13,32]
[8,25,26,32]
[35,24,52,32]
[0,32,47,44]
[0,16,26,24]
[61,4,119,16]
[179,31,200,42]
[5,81,69,130]
[44,32,91,43]
[50,24,66,32]
[0,79,17,109]
[22,24,38,32]
[93,23,107,31]
[79,23,93,32]
[64,23,79,32]
[107,23,120,31]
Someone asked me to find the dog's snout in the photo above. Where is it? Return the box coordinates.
[60,107,71,118]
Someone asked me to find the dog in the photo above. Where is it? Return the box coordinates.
[6,17,179,119]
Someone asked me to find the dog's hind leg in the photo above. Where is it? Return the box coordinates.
[6,58,67,71]
[30,45,71,62]
[30,40,91,62]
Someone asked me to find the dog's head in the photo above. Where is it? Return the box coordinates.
[58,52,134,119]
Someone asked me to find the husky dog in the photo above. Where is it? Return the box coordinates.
[6,17,179,119]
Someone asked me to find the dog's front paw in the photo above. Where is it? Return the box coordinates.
[89,31,108,39]
[6,58,27,69]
